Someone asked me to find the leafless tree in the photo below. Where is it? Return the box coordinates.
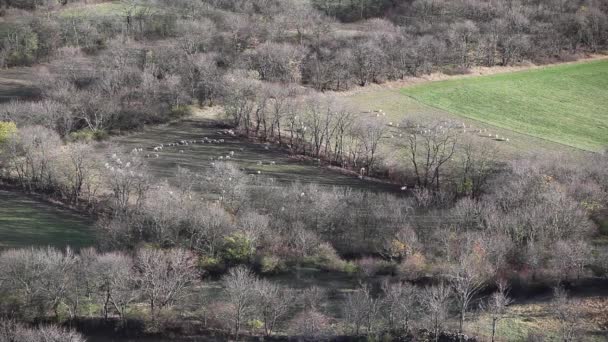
[254,279,295,336]
[189,203,236,257]
[288,308,332,338]
[421,282,452,342]
[458,142,498,198]
[2,125,62,191]
[0,320,86,342]
[550,239,592,282]
[381,280,419,333]
[551,286,583,342]
[403,121,458,190]
[449,244,491,332]
[0,247,78,319]
[344,284,380,336]
[135,248,198,319]
[353,115,387,175]
[93,252,139,321]
[202,161,250,212]
[222,266,257,339]
[104,150,150,214]
[58,142,98,204]
[481,280,512,342]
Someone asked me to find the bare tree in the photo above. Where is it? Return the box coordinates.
[222,266,257,339]
[0,320,86,342]
[59,142,98,204]
[449,246,491,333]
[481,280,512,342]
[344,284,380,336]
[354,115,387,175]
[2,125,62,191]
[551,286,583,342]
[104,150,150,214]
[381,280,419,333]
[93,252,139,321]
[458,142,498,198]
[254,279,295,336]
[136,248,198,319]
[403,121,458,190]
[421,282,452,342]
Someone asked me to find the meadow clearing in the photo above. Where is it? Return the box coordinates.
[0,190,94,249]
[111,114,401,193]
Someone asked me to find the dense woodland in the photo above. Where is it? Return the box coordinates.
[0,0,607,341]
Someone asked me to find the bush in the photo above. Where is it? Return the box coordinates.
[68,129,107,142]
[221,233,255,266]
[356,257,397,277]
[398,252,427,281]
[256,254,286,275]
[305,242,353,273]
[198,256,226,275]
[0,121,17,145]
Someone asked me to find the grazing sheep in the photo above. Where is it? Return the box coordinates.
[179,150,184,154]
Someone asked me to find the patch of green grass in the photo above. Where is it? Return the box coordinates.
[402,60,608,151]
[0,190,95,249]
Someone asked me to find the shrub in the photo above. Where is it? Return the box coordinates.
[198,256,226,275]
[68,129,108,142]
[305,242,352,273]
[0,121,17,145]
[256,254,286,275]
[342,261,359,275]
[221,233,255,266]
[247,319,264,332]
[356,257,396,277]
[398,252,427,281]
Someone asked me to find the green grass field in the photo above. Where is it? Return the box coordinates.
[402,60,608,151]
[0,190,95,249]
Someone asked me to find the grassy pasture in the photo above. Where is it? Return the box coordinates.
[402,59,608,152]
[0,190,94,249]
[0,67,42,103]
[111,115,400,193]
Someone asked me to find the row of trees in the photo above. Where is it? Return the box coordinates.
[3,0,607,87]
[0,319,85,342]
[0,246,587,341]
